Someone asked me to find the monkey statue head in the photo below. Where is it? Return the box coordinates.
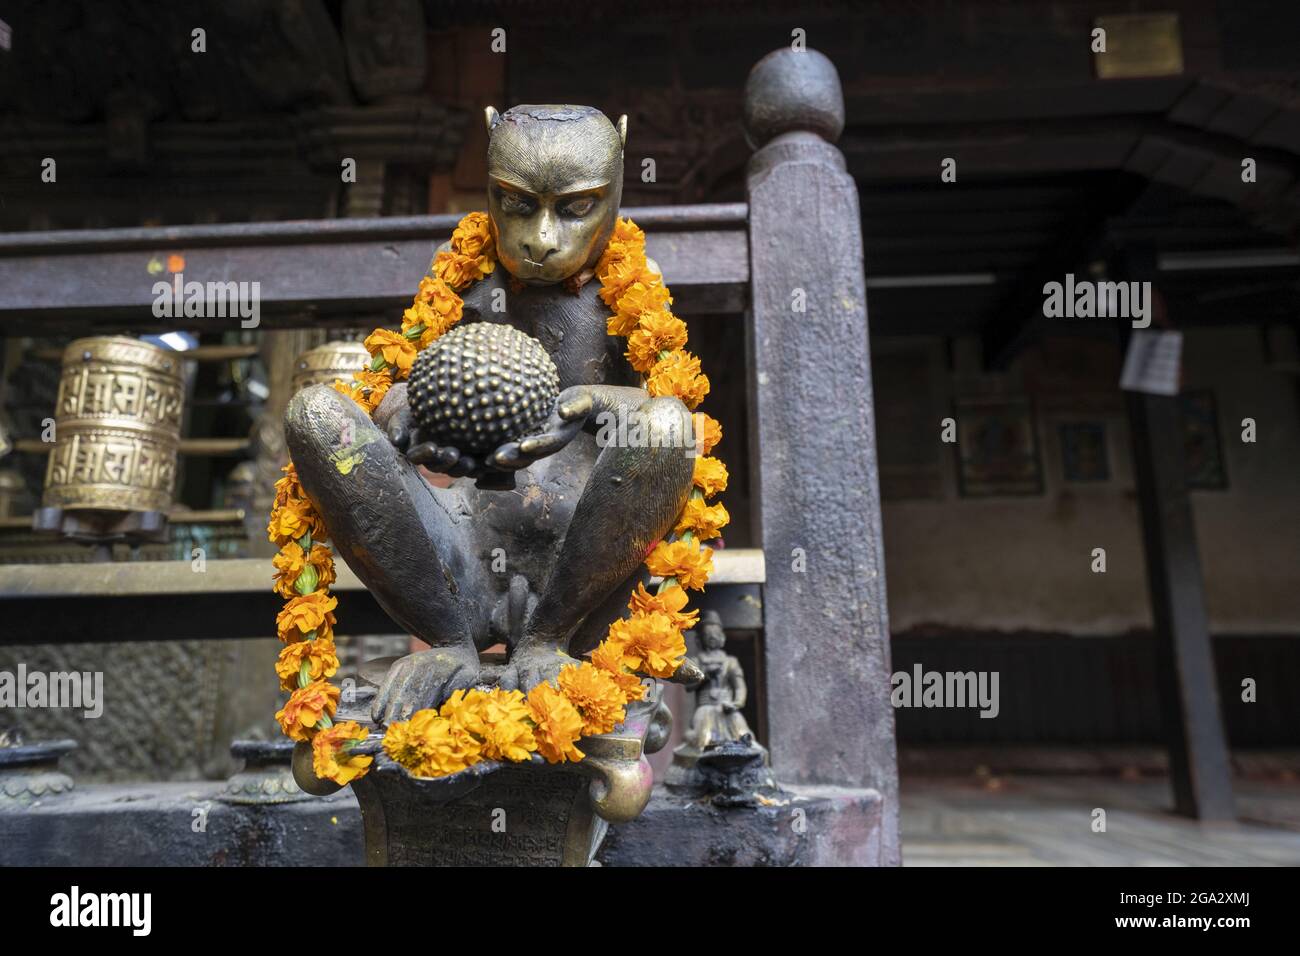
[484,105,627,286]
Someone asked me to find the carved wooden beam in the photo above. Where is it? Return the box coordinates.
[0,205,749,334]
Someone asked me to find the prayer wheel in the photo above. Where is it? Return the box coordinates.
[42,336,184,515]
[291,340,369,393]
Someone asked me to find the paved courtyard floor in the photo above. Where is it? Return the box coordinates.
[901,774,1300,865]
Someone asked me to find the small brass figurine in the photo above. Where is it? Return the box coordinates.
[684,610,755,749]
[667,611,776,804]
[285,105,696,724]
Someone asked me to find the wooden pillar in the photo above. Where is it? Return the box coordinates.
[1123,257,1235,820]
[743,48,899,864]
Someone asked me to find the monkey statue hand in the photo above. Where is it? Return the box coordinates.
[380,382,593,478]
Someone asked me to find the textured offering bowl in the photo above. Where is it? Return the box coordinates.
[407,323,560,457]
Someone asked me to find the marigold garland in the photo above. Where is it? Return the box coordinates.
[271,212,728,785]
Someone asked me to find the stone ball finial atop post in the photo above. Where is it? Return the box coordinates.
[742,47,845,150]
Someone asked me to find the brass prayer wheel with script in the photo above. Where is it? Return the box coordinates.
[43,336,184,514]
[291,341,370,393]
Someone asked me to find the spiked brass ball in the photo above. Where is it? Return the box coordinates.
[407,323,560,456]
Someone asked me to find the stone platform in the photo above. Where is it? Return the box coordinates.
[0,779,362,867]
[0,779,884,866]
[598,784,884,866]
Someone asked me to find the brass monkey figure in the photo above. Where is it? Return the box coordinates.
[285,106,697,725]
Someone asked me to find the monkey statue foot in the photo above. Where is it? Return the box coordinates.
[370,644,481,726]
[495,641,583,696]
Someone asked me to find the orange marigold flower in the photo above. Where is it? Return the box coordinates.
[625,310,688,373]
[451,211,495,259]
[469,687,538,762]
[414,275,440,304]
[526,682,585,764]
[339,366,390,411]
[673,497,730,540]
[271,541,332,595]
[358,367,395,408]
[647,350,710,410]
[433,249,494,290]
[597,221,645,261]
[402,298,434,332]
[692,455,729,497]
[590,639,648,703]
[274,636,341,691]
[383,709,483,777]
[438,687,490,738]
[597,218,653,310]
[404,280,463,347]
[615,277,671,315]
[645,538,714,591]
[274,462,306,508]
[696,413,722,456]
[312,720,372,785]
[271,543,308,597]
[605,610,687,678]
[364,328,417,376]
[423,711,484,777]
[608,217,646,247]
[356,366,392,393]
[332,378,370,410]
[380,715,426,768]
[267,501,308,545]
[598,232,642,263]
[275,680,340,741]
[427,277,464,316]
[626,580,700,631]
[558,662,627,736]
[596,221,645,264]
[345,388,382,414]
[267,496,327,546]
[426,283,464,338]
[598,255,649,312]
[606,279,672,337]
[417,722,482,778]
[276,590,338,643]
[309,544,337,587]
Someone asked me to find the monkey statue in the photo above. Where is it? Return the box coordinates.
[285,105,697,726]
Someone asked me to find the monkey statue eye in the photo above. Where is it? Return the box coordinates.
[559,196,596,217]
[499,192,535,214]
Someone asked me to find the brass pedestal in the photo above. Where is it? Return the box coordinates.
[294,674,671,867]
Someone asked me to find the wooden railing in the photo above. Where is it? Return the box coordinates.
[0,204,750,334]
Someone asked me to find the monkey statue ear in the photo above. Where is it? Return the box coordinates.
[484,106,500,134]
[617,114,628,149]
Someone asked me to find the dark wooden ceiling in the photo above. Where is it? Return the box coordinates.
[3,0,1300,359]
